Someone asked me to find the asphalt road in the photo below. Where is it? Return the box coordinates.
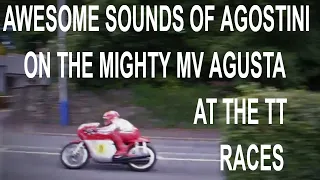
[0,130,223,180]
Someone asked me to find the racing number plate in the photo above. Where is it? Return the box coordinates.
[96,144,106,154]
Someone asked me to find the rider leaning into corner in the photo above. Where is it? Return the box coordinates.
[88,110,141,159]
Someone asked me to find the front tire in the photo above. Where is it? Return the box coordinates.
[127,143,157,172]
[60,142,89,169]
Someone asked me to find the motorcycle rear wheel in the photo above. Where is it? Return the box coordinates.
[60,142,89,169]
[127,143,157,172]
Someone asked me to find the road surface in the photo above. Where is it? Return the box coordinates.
[0,130,224,180]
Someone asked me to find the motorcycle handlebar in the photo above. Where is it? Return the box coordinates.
[84,128,97,134]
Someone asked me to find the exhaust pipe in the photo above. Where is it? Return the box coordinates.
[113,155,150,162]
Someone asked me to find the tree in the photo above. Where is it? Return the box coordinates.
[1,0,319,90]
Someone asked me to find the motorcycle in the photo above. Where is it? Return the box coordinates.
[60,122,157,172]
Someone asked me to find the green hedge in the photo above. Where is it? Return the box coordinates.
[131,83,215,128]
[218,84,320,180]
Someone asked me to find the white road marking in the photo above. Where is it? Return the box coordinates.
[0,149,220,162]
[1,145,61,150]
[2,150,59,155]
[0,109,12,112]
[158,152,219,156]
[157,156,219,162]
[156,146,191,149]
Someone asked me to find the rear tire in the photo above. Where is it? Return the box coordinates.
[127,143,157,172]
[60,142,89,169]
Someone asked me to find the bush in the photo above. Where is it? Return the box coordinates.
[218,83,320,180]
[131,83,219,128]
[0,44,7,55]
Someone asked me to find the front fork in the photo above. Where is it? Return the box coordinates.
[135,141,148,154]
[72,141,84,155]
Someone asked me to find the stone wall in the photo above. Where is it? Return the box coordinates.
[7,84,150,126]
[9,85,51,124]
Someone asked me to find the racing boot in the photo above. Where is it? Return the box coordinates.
[113,145,129,159]
[111,132,130,159]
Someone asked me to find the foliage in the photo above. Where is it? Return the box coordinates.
[1,1,319,178]
[131,82,218,128]
[217,83,320,180]
[67,0,320,90]
[1,0,320,90]
[46,39,59,81]
[0,44,6,55]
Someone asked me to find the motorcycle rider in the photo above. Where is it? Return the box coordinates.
[93,110,140,158]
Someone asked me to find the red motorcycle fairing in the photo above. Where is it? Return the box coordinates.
[139,136,150,142]
[73,125,151,155]
[69,138,150,158]
[71,139,83,143]
[127,136,150,143]
[77,126,150,142]
[125,136,150,149]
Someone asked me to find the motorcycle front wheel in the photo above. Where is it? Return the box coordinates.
[60,142,89,169]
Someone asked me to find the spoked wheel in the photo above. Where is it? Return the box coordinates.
[60,142,89,169]
[127,143,157,172]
